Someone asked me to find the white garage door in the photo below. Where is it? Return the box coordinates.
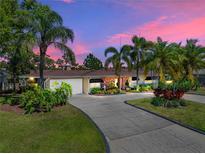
[49,79,83,95]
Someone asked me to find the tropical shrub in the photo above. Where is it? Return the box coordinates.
[90,87,104,95]
[105,88,120,95]
[151,97,166,106]
[151,97,187,108]
[1,95,20,105]
[20,86,52,113]
[139,84,152,92]
[0,97,5,104]
[131,84,153,92]
[106,81,117,90]
[90,87,121,95]
[55,82,72,105]
[20,82,72,114]
[154,79,196,99]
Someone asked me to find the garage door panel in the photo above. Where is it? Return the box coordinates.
[50,79,82,94]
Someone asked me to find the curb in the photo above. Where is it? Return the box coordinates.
[124,101,205,136]
[70,104,110,153]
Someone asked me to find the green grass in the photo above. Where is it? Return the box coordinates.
[189,87,205,95]
[0,104,106,153]
[128,98,205,132]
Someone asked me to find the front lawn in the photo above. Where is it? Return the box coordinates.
[128,98,205,132]
[0,104,106,153]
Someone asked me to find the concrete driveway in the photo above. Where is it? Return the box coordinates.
[71,93,205,152]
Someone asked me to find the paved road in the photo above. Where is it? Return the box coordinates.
[184,94,205,104]
[71,93,205,152]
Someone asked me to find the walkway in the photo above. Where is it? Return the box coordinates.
[71,93,205,152]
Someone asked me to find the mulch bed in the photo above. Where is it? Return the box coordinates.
[0,104,67,114]
[0,104,24,114]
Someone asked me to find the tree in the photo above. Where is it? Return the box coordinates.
[32,54,57,70]
[104,46,132,91]
[182,39,205,82]
[0,0,35,91]
[145,37,179,82]
[129,36,153,90]
[83,53,103,70]
[22,0,75,88]
[56,58,64,68]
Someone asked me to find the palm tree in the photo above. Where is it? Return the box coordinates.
[182,39,205,82]
[22,0,75,88]
[104,46,132,91]
[129,36,153,90]
[145,37,179,82]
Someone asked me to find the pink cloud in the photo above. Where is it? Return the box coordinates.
[70,42,89,55]
[33,41,90,63]
[107,16,205,45]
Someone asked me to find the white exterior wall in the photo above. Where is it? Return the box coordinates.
[89,83,101,89]
[49,78,83,95]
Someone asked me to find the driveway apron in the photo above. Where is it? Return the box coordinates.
[71,93,205,152]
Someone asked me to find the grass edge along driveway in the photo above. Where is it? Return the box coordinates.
[128,98,205,132]
[0,104,106,153]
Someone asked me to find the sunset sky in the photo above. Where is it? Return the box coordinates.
[40,0,205,64]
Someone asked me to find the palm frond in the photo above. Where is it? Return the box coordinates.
[46,26,74,43]
[104,57,113,69]
[104,47,118,57]
[53,42,76,65]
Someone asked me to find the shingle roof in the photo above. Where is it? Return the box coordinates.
[26,68,153,78]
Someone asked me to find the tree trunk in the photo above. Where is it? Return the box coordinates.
[188,65,194,82]
[12,71,17,92]
[39,46,46,88]
[159,66,165,82]
[118,75,121,92]
[136,59,139,90]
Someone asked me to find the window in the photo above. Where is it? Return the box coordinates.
[132,77,139,81]
[145,76,158,80]
[89,79,103,83]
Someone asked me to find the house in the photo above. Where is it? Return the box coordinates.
[194,69,205,86]
[22,69,157,95]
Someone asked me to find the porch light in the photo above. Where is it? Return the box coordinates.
[166,80,173,84]
[29,77,35,81]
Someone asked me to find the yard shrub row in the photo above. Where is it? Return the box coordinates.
[19,82,72,114]
[152,79,197,108]
[151,97,187,108]
[90,87,121,95]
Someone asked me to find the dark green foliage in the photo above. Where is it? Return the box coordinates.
[158,79,195,92]
[54,82,72,105]
[151,97,187,108]
[90,87,122,95]
[90,87,103,95]
[104,46,132,91]
[83,53,103,70]
[0,95,20,105]
[151,97,165,106]
[131,84,153,92]
[154,79,197,100]
[21,0,75,87]
[20,82,72,114]
[0,0,35,91]
[139,84,152,92]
